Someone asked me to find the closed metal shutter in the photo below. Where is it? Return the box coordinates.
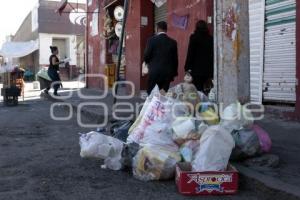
[249,0,265,104]
[154,2,167,25]
[263,0,296,103]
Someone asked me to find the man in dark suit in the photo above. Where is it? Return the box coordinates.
[144,21,178,95]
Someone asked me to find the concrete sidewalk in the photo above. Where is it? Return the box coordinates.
[45,87,300,199]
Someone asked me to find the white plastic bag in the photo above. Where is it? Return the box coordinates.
[221,102,254,131]
[127,94,179,151]
[192,126,235,172]
[79,132,124,170]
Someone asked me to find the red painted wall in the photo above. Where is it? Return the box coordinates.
[86,0,213,90]
[86,0,106,88]
[167,0,213,83]
[296,0,300,115]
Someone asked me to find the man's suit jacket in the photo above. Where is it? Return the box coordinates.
[144,33,178,80]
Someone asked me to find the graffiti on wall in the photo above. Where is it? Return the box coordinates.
[223,3,241,64]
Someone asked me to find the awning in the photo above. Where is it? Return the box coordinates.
[0,40,39,58]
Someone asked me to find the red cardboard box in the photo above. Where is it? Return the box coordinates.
[176,163,239,196]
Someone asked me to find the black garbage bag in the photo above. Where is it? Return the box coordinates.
[231,129,262,161]
[111,120,134,142]
[121,142,140,168]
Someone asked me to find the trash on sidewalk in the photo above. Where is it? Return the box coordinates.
[192,125,235,172]
[121,142,140,168]
[77,83,276,195]
[127,94,180,152]
[251,124,272,153]
[132,145,181,181]
[111,120,134,142]
[180,140,200,162]
[198,104,220,125]
[79,131,124,170]
[221,102,254,131]
[231,128,261,160]
[176,162,239,195]
[172,118,200,143]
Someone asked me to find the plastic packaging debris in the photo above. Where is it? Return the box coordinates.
[127,94,179,152]
[197,122,209,135]
[79,131,124,170]
[128,86,160,134]
[111,120,133,142]
[121,142,140,168]
[198,103,220,125]
[221,102,254,131]
[168,81,200,111]
[180,140,200,162]
[192,125,235,172]
[172,118,198,141]
[251,124,272,153]
[132,145,181,181]
[231,129,261,160]
[172,118,205,146]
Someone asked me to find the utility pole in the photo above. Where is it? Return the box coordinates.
[214,0,250,108]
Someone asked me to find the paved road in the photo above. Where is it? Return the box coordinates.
[0,94,261,200]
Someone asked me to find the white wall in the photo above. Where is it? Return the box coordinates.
[39,33,77,66]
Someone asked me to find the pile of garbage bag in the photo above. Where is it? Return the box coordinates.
[79,82,272,182]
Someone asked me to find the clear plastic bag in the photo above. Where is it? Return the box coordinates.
[79,132,124,170]
[252,124,272,153]
[180,140,200,162]
[221,102,254,131]
[192,126,235,172]
[132,145,181,181]
[231,128,261,160]
[127,94,180,152]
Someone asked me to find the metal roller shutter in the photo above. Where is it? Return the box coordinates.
[263,0,296,103]
[154,2,167,24]
[249,0,265,104]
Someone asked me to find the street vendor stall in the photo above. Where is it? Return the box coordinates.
[1,68,25,106]
[0,40,39,106]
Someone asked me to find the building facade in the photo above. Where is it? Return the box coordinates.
[13,0,86,80]
[86,0,300,116]
[86,0,213,90]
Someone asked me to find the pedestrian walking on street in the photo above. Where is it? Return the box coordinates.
[185,20,214,94]
[143,21,178,95]
[44,46,63,96]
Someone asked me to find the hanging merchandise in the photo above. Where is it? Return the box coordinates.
[115,22,123,38]
[103,10,115,39]
[114,6,124,21]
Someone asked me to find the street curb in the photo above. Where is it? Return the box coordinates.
[235,164,300,200]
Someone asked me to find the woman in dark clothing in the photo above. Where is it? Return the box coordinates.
[44,46,63,96]
[185,20,214,94]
